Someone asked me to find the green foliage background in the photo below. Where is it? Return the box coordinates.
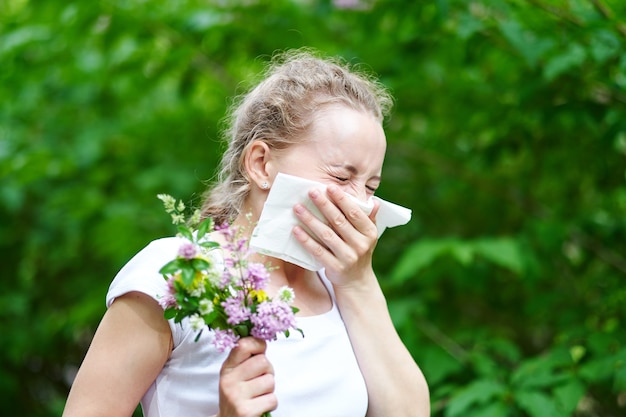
[2,0,625,416]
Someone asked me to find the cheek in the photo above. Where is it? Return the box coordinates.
[272,162,321,183]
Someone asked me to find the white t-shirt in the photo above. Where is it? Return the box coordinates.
[106,237,368,417]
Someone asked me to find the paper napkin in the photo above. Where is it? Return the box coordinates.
[249,173,412,271]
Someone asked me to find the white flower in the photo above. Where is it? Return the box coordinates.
[189,314,205,331]
[277,286,295,304]
[171,213,185,225]
[190,209,201,226]
[157,194,177,213]
[190,287,204,298]
[207,270,221,286]
[199,299,214,315]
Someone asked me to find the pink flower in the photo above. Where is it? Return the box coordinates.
[158,293,177,309]
[159,276,178,309]
[222,295,250,325]
[250,301,297,341]
[177,241,198,259]
[246,262,270,290]
[213,328,239,353]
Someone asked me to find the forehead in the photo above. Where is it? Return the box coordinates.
[306,105,386,165]
[280,106,386,177]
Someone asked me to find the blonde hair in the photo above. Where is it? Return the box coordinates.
[200,49,393,225]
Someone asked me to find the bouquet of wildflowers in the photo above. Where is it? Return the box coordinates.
[156,194,302,353]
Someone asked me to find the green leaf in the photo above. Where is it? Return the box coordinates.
[514,390,560,417]
[235,324,250,337]
[543,43,586,81]
[0,25,52,55]
[614,362,626,391]
[181,267,195,286]
[200,240,220,249]
[455,12,484,40]
[196,218,212,240]
[510,349,573,389]
[553,380,585,415]
[477,402,511,417]
[191,258,210,271]
[419,346,464,386]
[163,308,177,320]
[498,19,555,68]
[159,259,182,275]
[569,345,586,364]
[391,239,452,283]
[449,242,474,266]
[589,29,620,63]
[194,329,204,342]
[177,225,194,241]
[579,356,619,383]
[473,237,524,275]
[203,310,219,326]
[445,379,507,417]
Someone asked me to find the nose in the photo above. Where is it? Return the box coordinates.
[342,189,375,215]
[340,184,369,204]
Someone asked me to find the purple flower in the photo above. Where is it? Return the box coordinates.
[222,295,250,325]
[220,269,234,289]
[159,276,178,309]
[236,237,249,254]
[177,241,198,259]
[246,262,270,290]
[213,328,239,352]
[215,222,235,241]
[250,301,297,341]
[224,257,235,268]
[158,293,177,309]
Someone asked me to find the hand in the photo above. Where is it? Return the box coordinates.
[217,337,277,417]
[292,185,380,287]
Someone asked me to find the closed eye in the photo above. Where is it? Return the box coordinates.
[334,176,349,182]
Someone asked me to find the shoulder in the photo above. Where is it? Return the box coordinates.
[106,236,225,306]
[106,237,185,308]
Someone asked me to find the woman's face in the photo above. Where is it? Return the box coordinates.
[269,105,387,202]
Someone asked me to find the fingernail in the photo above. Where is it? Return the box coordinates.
[294,204,305,214]
[309,189,320,199]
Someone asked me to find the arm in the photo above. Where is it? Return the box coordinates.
[332,275,430,417]
[62,292,172,417]
[293,185,430,417]
[64,293,275,417]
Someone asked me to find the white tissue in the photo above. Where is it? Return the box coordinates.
[249,172,412,271]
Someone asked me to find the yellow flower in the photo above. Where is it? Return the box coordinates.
[250,289,268,303]
[175,271,206,292]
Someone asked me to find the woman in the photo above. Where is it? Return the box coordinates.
[63,49,430,417]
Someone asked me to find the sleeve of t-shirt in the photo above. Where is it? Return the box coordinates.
[105,237,183,309]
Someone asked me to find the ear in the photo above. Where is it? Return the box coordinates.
[243,140,274,190]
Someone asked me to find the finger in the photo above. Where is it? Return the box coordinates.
[238,352,275,382]
[245,370,275,398]
[325,186,377,238]
[293,201,342,257]
[292,207,360,273]
[301,187,375,250]
[221,337,267,370]
[219,377,277,417]
[369,198,381,223]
